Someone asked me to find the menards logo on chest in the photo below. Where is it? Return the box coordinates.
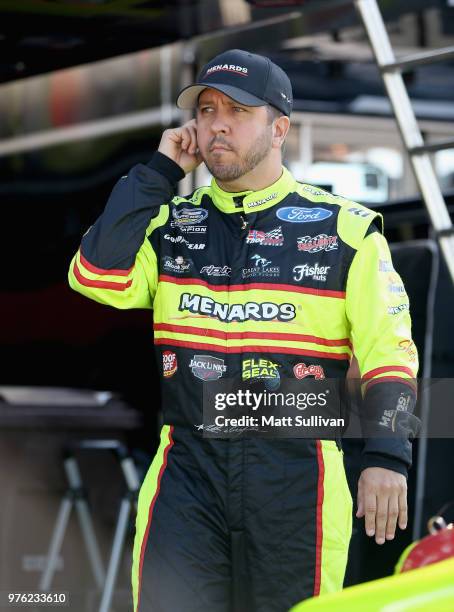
[178,293,296,322]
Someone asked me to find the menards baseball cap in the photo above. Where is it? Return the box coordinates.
[176,49,293,117]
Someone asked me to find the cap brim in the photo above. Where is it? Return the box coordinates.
[176,83,266,110]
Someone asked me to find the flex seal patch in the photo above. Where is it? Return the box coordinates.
[242,358,281,390]
[190,355,227,381]
[276,207,333,223]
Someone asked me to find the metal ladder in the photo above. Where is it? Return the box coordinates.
[354,0,454,541]
[354,0,454,284]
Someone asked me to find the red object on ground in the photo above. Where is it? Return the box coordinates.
[400,526,454,572]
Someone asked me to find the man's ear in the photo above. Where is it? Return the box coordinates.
[272,116,290,148]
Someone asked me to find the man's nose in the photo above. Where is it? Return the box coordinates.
[210,111,230,134]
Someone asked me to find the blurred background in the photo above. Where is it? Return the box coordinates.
[1,0,454,610]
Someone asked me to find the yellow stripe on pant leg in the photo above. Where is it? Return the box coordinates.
[132,425,173,612]
[319,440,353,595]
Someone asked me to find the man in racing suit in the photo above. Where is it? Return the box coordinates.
[68,50,419,612]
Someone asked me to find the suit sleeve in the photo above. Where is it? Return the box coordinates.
[68,152,184,309]
[346,230,420,477]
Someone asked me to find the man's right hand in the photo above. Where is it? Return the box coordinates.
[158,119,203,175]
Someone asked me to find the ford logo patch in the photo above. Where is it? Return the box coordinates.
[276,207,333,223]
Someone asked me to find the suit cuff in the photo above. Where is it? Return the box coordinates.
[361,452,408,478]
[148,151,185,185]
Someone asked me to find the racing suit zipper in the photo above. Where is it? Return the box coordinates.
[226,196,250,609]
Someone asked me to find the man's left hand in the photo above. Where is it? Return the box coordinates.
[356,467,407,545]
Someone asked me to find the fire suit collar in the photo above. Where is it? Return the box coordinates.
[210,166,296,214]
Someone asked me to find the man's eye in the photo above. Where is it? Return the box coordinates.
[200,107,213,113]
[233,107,246,112]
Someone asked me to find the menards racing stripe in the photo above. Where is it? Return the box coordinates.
[154,323,352,347]
[153,277,352,356]
[361,365,418,394]
[153,323,352,359]
[71,249,134,291]
[159,275,346,299]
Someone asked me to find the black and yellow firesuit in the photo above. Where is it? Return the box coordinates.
[69,152,418,612]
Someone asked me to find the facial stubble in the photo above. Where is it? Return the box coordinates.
[203,125,273,182]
